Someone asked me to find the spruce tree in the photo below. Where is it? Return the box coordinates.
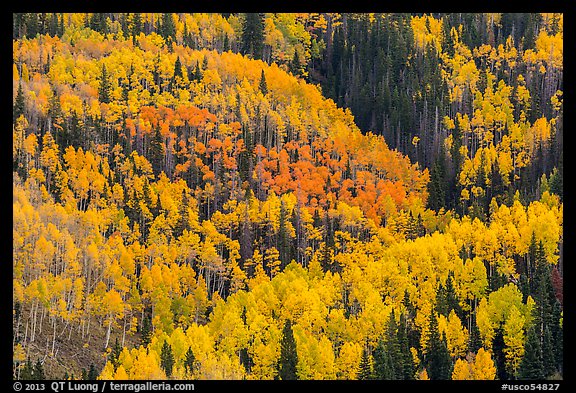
[148,126,165,176]
[110,338,122,368]
[469,315,482,354]
[492,328,508,380]
[424,310,452,379]
[518,325,544,379]
[372,338,393,379]
[14,81,25,123]
[259,69,268,95]
[172,56,183,88]
[398,313,416,379]
[428,154,447,211]
[161,13,176,41]
[98,64,111,104]
[160,340,175,378]
[184,346,196,375]
[290,50,301,76]
[241,13,264,60]
[140,314,152,346]
[358,345,373,380]
[132,13,142,38]
[279,319,298,380]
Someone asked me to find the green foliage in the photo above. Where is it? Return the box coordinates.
[279,319,298,380]
[160,340,175,378]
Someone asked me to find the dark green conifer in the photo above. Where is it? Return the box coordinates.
[278,319,298,380]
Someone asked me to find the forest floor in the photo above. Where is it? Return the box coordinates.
[14,306,140,379]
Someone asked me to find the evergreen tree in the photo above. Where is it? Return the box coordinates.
[259,69,268,95]
[184,346,196,375]
[240,347,253,374]
[279,319,298,380]
[148,125,165,176]
[131,13,142,38]
[161,13,176,41]
[110,338,122,369]
[195,60,204,82]
[160,340,175,378]
[358,345,373,380]
[241,13,264,60]
[492,328,508,380]
[469,315,483,354]
[549,155,563,201]
[518,325,544,379]
[173,56,183,80]
[98,64,112,104]
[424,310,452,379]
[372,338,393,379]
[398,313,416,379]
[373,311,403,379]
[140,315,152,346]
[428,154,447,211]
[14,80,25,123]
[541,326,556,377]
[290,49,301,76]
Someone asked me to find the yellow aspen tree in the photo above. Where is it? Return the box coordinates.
[452,358,472,380]
[503,305,525,377]
[476,297,494,350]
[335,341,361,379]
[444,310,469,359]
[471,347,497,380]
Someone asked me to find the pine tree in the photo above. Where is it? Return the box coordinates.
[98,64,111,104]
[110,338,122,369]
[492,328,508,380]
[14,80,25,123]
[160,340,175,378]
[372,338,393,379]
[184,347,196,376]
[398,313,416,379]
[373,311,403,379]
[541,326,556,377]
[518,325,544,380]
[279,319,298,380]
[469,315,482,354]
[290,49,301,76]
[131,13,142,38]
[428,152,447,211]
[240,347,253,374]
[358,345,373,380]
[241,13,264,60]
[424,310,452,380]
[259,69,268,95]
[161,13,176,41]
[140,315,152,347]
[172,56,183,88]
[148,125,165,176]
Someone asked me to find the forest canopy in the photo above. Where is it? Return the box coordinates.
[13,12,562,381]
